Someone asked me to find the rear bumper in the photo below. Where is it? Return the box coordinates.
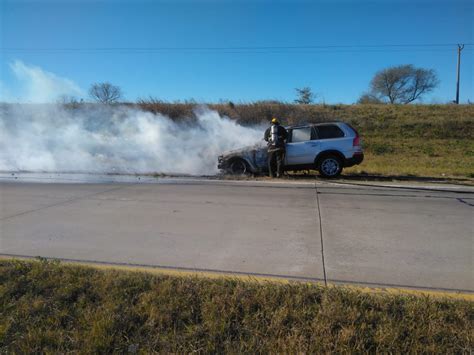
[344,152,364,167]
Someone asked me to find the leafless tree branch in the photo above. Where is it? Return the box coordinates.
[89,82,123,104]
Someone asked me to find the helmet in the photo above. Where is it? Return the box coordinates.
[271,117,279,124]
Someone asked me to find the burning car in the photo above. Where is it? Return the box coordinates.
[218,122,364,178]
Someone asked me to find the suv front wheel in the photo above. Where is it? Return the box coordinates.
[318,154,343,178]
[228,158,250,175]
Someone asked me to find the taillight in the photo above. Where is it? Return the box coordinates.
[353,135,360,147]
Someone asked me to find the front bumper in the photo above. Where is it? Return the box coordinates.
[344,152,364,167]
[217,156,226,170]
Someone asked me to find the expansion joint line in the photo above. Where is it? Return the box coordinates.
[315,184,328,286]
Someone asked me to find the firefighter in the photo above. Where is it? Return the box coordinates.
[264,117,288,178]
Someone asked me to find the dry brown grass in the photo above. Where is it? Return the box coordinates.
[1,259,472,353]
[134,101,473,129]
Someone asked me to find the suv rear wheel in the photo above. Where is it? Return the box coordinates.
[318,154,343,178]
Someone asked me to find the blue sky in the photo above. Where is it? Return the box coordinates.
[0,0,472,103]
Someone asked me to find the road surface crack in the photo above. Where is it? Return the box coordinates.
[0,185,133,221]
[457,198,474,207]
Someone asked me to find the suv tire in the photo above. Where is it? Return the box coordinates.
[228,159,249,175]
[318,154,343,178]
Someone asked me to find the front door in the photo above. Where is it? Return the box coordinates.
[285,127,320,165]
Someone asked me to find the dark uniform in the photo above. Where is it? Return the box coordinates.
[264,122,288,178]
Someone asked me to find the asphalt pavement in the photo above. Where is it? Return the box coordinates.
[0,174,472,292]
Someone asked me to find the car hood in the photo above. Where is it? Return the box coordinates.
[220,142,266,157]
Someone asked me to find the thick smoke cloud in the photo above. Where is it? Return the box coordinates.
[0,104,263,175]
[0,61,263,175]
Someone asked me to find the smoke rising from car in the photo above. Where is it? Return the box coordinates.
[0,104,263,175]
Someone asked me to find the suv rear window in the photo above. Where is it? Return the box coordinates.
[316,125,345,139]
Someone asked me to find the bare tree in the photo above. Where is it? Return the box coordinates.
[369,65,439,104]
[89,82,122,104]
[294,87,316,104]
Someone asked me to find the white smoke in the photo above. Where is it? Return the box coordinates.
[0,61,264,175]
[0,104,263,175]
[8,60,84,103]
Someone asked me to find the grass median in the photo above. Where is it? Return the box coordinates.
[1,259,472,353]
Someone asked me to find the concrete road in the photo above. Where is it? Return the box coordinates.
[0,176,472,292]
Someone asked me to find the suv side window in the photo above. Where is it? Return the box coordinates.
[316,124,345,139]
[291,127,312,143]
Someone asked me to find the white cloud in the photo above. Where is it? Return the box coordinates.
[8,60,84,103]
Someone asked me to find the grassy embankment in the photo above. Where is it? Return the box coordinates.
[138,102,474,179]
[1,259,472,353]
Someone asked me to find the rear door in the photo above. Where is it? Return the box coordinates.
[285,126,320,165]
[315,124,349,155]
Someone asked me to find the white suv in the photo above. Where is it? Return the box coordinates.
[218,122,364,178]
